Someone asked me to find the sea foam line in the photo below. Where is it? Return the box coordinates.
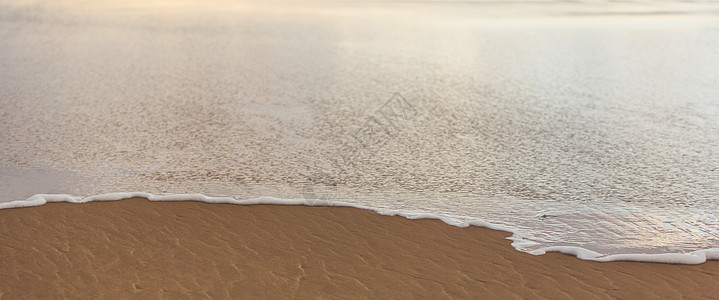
[2,192,718,265]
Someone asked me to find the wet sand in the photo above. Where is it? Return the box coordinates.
[1,198,718,299]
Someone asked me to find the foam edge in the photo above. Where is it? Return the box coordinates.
[1,192,717,265]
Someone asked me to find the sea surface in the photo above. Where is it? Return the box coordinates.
[1,0,719,263]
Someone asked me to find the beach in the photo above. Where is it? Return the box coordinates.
[2,0,719,297]
[1,198,718,299]
[2,0,719,258]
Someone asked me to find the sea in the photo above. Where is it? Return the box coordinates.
[1,0,719,264]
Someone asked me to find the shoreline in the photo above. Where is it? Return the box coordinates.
[2,192,718,265]
[1,197,718,298]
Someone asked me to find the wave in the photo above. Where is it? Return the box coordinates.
[3,192,718,265]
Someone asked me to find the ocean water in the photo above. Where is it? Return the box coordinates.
[1,0,719,263]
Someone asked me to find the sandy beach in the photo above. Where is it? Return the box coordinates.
[0,198,717,299]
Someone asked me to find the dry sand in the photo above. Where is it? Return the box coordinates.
[1,198,718,299]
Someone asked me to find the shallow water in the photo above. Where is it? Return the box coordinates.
[1,0,719,258]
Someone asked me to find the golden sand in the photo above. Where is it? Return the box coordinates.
[1,198,718,299]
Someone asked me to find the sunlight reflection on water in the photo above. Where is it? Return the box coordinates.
[1,0,718,256]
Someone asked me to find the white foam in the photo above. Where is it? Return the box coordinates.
[1,192,717,265]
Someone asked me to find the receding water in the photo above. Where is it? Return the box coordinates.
[1,0,719,259]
